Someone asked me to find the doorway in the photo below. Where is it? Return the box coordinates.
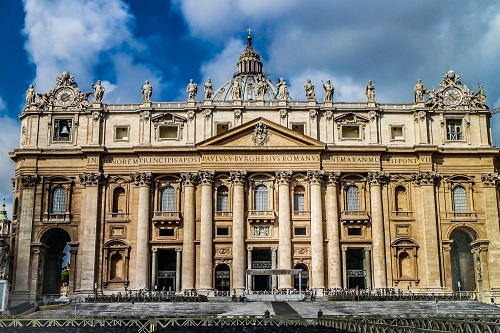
[346,248,366,289]
[40,228,71,296]
[252,248,272,291]
[450,229,475,291]
[156,249,176,292]
[293,263,308,290]
[215,264,230,291]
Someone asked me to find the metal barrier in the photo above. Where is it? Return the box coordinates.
[86,293,207,303]
[326,291,477,302]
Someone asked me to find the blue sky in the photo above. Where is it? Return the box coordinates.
[1,0,500,213]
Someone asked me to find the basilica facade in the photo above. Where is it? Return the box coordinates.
[9,34,500,305]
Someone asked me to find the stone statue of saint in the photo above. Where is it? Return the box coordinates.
[277,77,289,100]
[366,80,375,102]
[0,238,8,280]
[322,80,334,102]
[304,79,316,101]
[204,78,213,100]
[232,78,242,100]
[92,80,105,104]
[26,84,35,106]
[256,74,267,99]
[186,79,197,101]
[414,80,426,103]
[141,80,153,102]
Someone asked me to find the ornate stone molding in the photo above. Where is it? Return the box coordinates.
[367,171,389,186]
[307,170,324,185]
[186,110,195,122]
[140,111,151,122]
[368,110,378,122]
[130,172,152,187]
[233,109,242,119]
[198,171,215,185]
[411,171,440,186]
[413,110,427,122]
[325,171,341,186]
[92,111,102,122]
[279,109,287,119]
[202,109,212,120]
[180,172,198,186]
[79,172,103,187]
[20,174,38,188]
[275,170,292,185]
[325,110,333,121]
[309,109,318,120]
[481,173,498,187]
[252,123,270,146]
[229,170,247,185]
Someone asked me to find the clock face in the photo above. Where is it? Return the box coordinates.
[56,88,75,106]
[443,88,462,106]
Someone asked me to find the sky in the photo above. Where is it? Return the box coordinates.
[1,0,500,215]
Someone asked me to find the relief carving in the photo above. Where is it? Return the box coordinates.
[411,171,440,186]
[367,171,389,186]
[275,170,292,185]
[79,172,103,187]
[198,171,215,185]
[20,174,38,188]
[481,173,498,187]
[229,170,247,185]
[180,172,198,186]
[294,247,309,255]
[307,170,324,185]
[253,226,270,237]
[252,123,270,146]
[130,172,152,187]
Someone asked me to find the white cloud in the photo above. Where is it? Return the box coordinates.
[23,0,162,103]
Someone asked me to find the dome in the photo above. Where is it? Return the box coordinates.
[212,33,281,101]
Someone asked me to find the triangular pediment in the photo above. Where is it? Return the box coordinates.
[197,117,325,150]
[333,112,370,123]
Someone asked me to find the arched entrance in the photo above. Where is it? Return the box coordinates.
[293,263,308,291]
[450,229,475,291]
[215,264,230,292]
[40,228,71,296]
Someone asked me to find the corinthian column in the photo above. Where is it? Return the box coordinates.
[275,170,293,288]
[131,172,152,290]
[367,171,388,288]
[12,175,37,301]
[230,170,247,292]
[481,173,500,291]
[180,172,197,290]
[199,171,215,291]
[307,170,325,289]
[78,172,104,293]
[325,172,342,288]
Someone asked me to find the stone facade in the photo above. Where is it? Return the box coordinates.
[8,35,500,305]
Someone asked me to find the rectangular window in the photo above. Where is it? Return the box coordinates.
[390,126,404,141]
[341,125,360,139]
[159,229,175,237]
[216,123,230,135]
[216,227,229,236]
[294,193,305,211]
[115,126,129,141]
[292,123,305,135]
[348,227,362,236]
[158,125,178,140]
[53,119,72,142]
[447,119,463,141]
[294,227,307,236]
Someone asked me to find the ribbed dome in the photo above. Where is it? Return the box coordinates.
[213,33,279,101]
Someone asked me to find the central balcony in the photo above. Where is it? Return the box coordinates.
[247,210,276,224]
[152,211,182,226]
[341,210,370,225]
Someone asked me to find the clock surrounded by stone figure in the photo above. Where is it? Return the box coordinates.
[443,88,462,106]
[56,88,75,106]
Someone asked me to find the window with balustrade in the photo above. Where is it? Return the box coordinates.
[161,186,176,212]
[346,185,360,211]
[216,186,229,212]
[254,184,268,211]
[452,185,467,213]
[51,187,66,214]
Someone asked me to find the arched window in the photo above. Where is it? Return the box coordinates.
[346,185,360,211]
[254,184,268,211]
[216,186,229,212]
[51,187,66,214]
[112,187,126,213]
[161,186,176,212]
[395,186,407,211]
[110,253,123,280]
[453,186,467,213]
[293,185,305,211]
[398,252,412,278]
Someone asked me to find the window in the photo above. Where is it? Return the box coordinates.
[348,227,362,236]
[394,186,407,211]
[159,229,175,237]
[346,185,360,211]
[216,186,229,212]
[292,123,305,135]
[51,187,66,214]
[391,126,404,141]
[53,119,72,141]
[294,227,307,236]
[216,227,229,236]
[115,126,129,141]
[254,184,268,211]
[161,186,176,212]
[110,253,123,280]
[342,125,360,139]
[453,186,467,213]
[293,185,305,211]
[447,119,463,141]
[112,187,126,213]
[216,123,230,135]
[158,125,178,139]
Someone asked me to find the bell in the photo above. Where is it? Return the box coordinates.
[60,125,70,135]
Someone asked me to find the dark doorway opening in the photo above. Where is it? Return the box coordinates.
[450,229,475,291]
[293,263,308,290]
[346,248,366,289]
[215,264,230,291]
[40,228,71,296]
[157,249,176,292]
[252,248,272,291]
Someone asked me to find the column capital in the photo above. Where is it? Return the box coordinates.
[175,248,182,253]
[152,247,158,253]
[481,173,498,187]
[307,170,325,185]
[367,171,389,186]
[131,172,152,187]
[275,170,292,185]
[180,172,198,186]
[79,172,104,187]
[411,171,440,186]
[229,170,247,185]
[325,171,341,186]
[271,246,278,252]
[20,174,38,188]
[247,246,253,251]
[198,170,215,185]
